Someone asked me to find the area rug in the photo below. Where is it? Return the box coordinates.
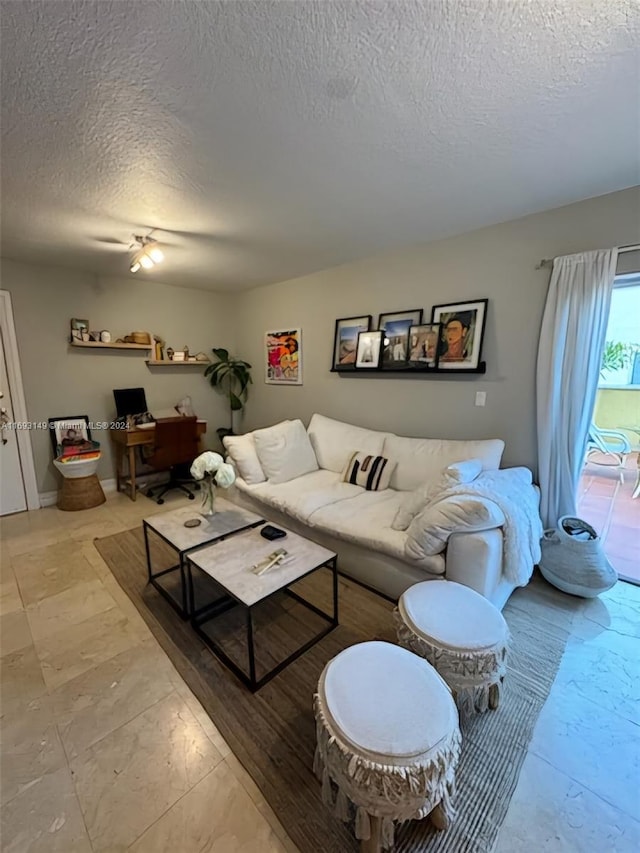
[95,528,570,853]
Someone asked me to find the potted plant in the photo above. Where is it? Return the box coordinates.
[204,348,252,442]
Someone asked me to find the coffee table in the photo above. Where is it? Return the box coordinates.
[143,499,264,618]
[187,526,338,691]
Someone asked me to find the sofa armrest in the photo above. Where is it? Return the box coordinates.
[445,528,503,598]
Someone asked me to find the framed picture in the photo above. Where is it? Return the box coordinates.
[408,323,440,366]
[332,315,372,370]
[265,328,302,385]
[47,415,92,454]
[431,299,488,369]
[70,318,89,342]
[355,330,383,368]
[378,309,423,367]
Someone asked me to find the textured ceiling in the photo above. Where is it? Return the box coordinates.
[1,0,639,291]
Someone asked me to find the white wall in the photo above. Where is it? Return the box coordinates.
[233,187,640,472]
[1,259,236,493]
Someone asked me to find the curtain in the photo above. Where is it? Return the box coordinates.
[536,249,619,528]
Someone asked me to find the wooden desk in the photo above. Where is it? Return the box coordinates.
[110,421,207,501]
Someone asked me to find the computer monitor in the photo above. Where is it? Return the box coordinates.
[113,387,148,417]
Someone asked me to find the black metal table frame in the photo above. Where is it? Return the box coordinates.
[187,555,339,692]
[143,517,264,619]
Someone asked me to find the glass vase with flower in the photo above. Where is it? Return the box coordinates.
[190,451,236,518]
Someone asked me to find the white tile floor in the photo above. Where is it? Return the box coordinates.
[1,491,638,852]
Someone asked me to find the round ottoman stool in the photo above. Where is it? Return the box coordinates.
[395,581,510,715]
[313,641,461,851]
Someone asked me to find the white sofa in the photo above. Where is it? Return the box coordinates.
[224,414,540,609]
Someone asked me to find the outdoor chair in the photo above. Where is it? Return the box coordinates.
[585,424,632,483]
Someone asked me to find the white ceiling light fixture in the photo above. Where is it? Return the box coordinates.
[129,235,165,273]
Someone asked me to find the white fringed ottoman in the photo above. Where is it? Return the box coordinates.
[395,580,510,716]
[313,641,461,852]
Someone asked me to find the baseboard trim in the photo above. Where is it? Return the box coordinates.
[39,477,118,508]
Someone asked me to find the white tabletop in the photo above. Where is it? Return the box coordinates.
[187,527,336,607]
[143,498,263,553]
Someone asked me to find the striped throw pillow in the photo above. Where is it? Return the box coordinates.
[342,451,396,491]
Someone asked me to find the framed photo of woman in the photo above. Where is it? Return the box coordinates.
[265,328,302,384]
[431,299,488,369]
[408,323,440,366]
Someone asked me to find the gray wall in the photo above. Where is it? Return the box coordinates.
[1,259,236,492]
[233,187,640,472]
[3,187,639,495]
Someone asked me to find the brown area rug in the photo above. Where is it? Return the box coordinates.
[95,528,569,853]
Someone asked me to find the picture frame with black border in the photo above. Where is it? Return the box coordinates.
[431,299,488,370]
[355,330,383,369]
[408,323,441,367]
[48,415,92,455]
[331,315,372,371]
[378,309,423,368]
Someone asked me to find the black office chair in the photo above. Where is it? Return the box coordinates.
[145,417,200,504]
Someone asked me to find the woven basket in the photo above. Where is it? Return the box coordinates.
[539,515,617,598]
[58,474,106,512]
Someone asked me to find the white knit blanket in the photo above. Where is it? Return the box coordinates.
[437,467,543,586]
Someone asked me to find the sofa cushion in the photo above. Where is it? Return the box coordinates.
[223,433,266,485]
[391,458,484,531]
[310,490,409,561]
[235,469,363,523]
[253,419,318,484]
[405,495,506,562]
[307,413,391,473]
[342,452,396,491]
[383,435,505,491]
[306,490,438,574]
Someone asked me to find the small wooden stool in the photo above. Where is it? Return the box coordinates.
[395,580,509,715]
[57,474,106,511]
[314,641,461,851]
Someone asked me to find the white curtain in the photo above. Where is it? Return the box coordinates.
[536,249,619,528]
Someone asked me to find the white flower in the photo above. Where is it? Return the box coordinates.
[214,462,236,489]
[190,457,206,480]
[191,451,222,480]
[200,451,223,474]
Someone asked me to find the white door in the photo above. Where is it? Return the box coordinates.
[0,325,27,515]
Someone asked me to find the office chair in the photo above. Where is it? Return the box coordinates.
[145,417,200,504]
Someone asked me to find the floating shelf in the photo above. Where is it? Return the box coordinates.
[331,361,486,376]
[146,359,210,366]
[70,340,151,350]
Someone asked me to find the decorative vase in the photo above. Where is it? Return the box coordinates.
[201,479,216,517]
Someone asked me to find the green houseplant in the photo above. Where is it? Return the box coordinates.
[600,341,638,379]
[204,348,252,442]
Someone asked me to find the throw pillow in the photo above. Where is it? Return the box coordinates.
[253,419,319,484]
[222,433,266,485]
[391,458,483,531]
[445,458,483,483]
[341,451,396,491]
[405,495,506,561]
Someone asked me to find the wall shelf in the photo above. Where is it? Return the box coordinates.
[331,361,486,376]
[70,340,151,350]
[146,359,210,366]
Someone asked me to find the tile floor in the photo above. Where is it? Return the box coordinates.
[578,452,640,583]
[1,491,639,852]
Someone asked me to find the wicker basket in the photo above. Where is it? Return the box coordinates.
[539,516,617,598]
[58,474,106,511]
